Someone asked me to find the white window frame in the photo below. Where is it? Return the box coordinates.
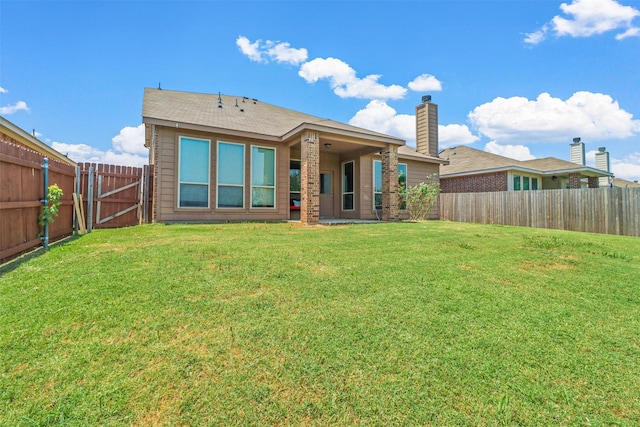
[342,160,355,211]
[510,172,541,191]
[216,141,245,209]
[250,145,277,209]
[177,136,211,209]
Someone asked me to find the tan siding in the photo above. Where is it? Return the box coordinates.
[154,125,290,222]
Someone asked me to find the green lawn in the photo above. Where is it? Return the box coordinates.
[1,222,639,426]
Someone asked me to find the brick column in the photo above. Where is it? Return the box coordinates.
[381,144,399,221]
[301,131,320,224]
[587,177,599,188]
[569,173,581,189]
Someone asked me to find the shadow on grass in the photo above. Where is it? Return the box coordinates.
[0,234,83,276]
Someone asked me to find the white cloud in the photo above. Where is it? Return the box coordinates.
[349,100,415,141]
[236,36,264,62]
[526,0,640,44]
[408,74,442,92]
[468,91,640,144]
[112,124,148,155]
[0,86,7,94]
[611,152,640,180]
[52,124,148,167]
[0,100,29,115]
[484,141,536,160]
[439,124,479,149]
[236,36,308,65]
[615,26,640,39]
[266,42,308,65]
[299,57,407,100]
[524,25,550,44]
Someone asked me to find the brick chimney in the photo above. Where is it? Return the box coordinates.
[415,95,438,157]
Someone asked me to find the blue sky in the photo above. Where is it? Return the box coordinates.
[1,0,639,179]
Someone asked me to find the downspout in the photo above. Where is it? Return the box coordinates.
[41,157,49,250]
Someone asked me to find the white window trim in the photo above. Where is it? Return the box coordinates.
[177,136,211,209]
[510,172,541,191]
[250,144,277,210]
[342,160,355,211]
[216,141,245,209]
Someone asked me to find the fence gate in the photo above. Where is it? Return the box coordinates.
[78,163,152,230]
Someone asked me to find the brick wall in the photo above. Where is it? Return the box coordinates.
[569,173,581,189]
[301,130,320,224]
[441,172,508,193]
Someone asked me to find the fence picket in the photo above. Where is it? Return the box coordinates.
[440,188,640,237]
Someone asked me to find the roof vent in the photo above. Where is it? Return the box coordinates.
[422,95,431,104]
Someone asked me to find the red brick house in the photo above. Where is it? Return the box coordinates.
[439,146,612,193]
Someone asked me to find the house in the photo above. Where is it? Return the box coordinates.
[439,145,612,193]
[142,89,447,224]
[612,177,640,188]
[0,116,76,166]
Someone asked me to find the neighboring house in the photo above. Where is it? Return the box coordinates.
[142,89,447,224]
[612,177,640,188]
[0,116,76,167]
[439,145,612,193]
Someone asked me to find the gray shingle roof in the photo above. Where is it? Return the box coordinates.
[440,145,611,177]
[142,88,404,143]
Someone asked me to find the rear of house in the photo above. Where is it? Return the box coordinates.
[142,89,446,224]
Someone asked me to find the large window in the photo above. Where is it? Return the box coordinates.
[251,146,276,208]
[178,137,210,208]
[373,160,407,210]
[342,161,354,210]
[513,174,539,191]
[217,142,244,208]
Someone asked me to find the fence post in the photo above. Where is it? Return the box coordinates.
[143,164,150,224]
[74,165,81,235]
[41,158,49,250]
[87,165,94,233]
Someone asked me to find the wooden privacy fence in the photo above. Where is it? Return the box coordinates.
[440,188,640,237]
[1,142,75,263]
[77,163,153,231]
[1,138,154,264]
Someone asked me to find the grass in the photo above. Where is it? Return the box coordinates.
[1,221,639,426]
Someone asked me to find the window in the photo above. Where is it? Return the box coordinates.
[398,163,407,210]
[251,146,275,208]
[178,137,210,208]
[342,161,354,210]
[373,160,407,210]
[217,142,244,208]
[513,174,540,191]
[290,160,301,207]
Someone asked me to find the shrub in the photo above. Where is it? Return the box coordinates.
[39,184,63,226]
[398,175,441,221]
